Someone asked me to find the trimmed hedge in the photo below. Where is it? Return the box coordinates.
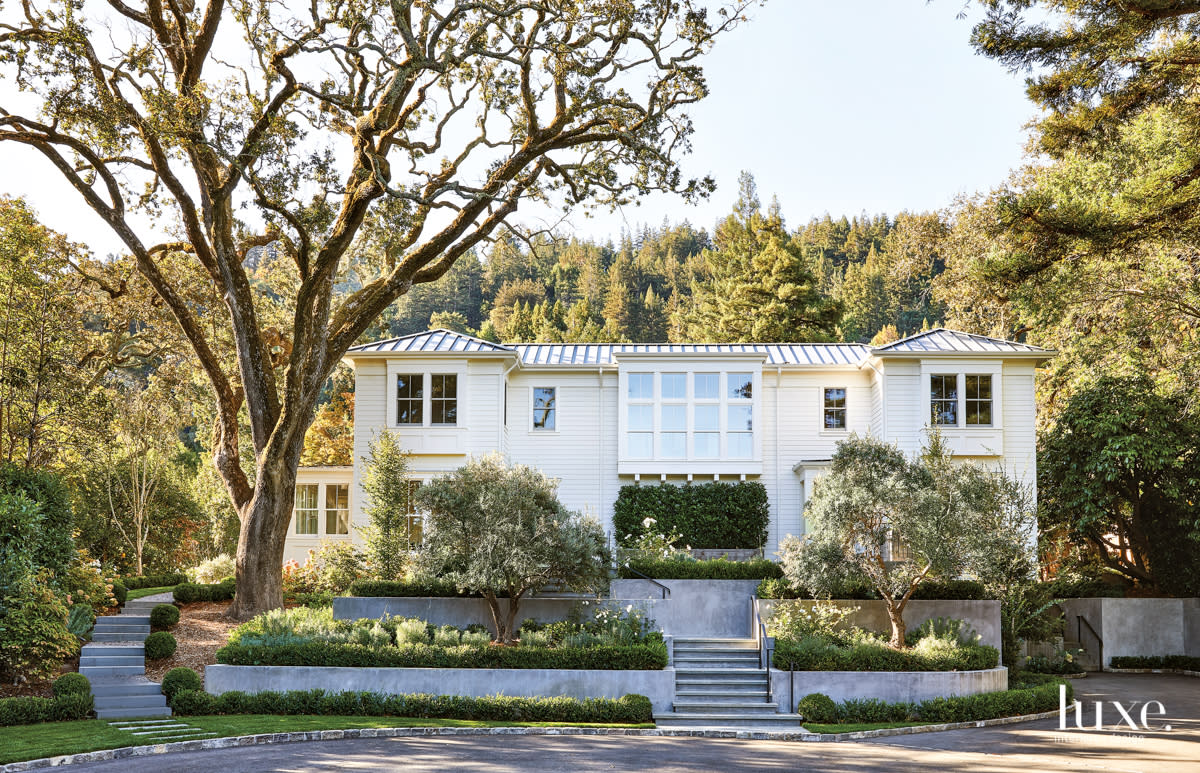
[51,673,90,698]
[144,631,177,660]
[174,579,235,603]
[620,557,782,580]
[1110,655,1200,671]
[217,640,668,671]
[774,639,999,671]
[0,693,93,727]
[349,578,486,598]
[613,481,769,549]
[120,573,187,590]
[150,603,180,629]
[756,577,991,601]
[111,580,128,605]
[162,667,203,700]
[170,689,652,724]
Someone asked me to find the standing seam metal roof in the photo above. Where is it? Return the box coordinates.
[869,328,1049,354]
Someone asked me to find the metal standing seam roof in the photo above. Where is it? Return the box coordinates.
[511,343,870,366]
[347,329,515,355]
[870,328,1050,354]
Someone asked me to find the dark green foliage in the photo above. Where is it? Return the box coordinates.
[1024,653,1085,676]
[774,639,999,672]
[217,640,668,671]
[804,677,1070,725]
[111,581,127,604]
[150,604,180,630]
[51,673,90,698]
[161,667,203,699]
[1040,576,1126,599]
[0,465,74,581]
[619,557,781,580]
[121,573,187,590]
[756,577,989,601]
[796,692,837,723]
[66,604,95,639]
[910,580,990,601]
[349,578,486,598]
[0,693,93,727]
[144,631,177,660]
[613,482,769,550]
[1110,656,1200,671]
[170,688,652,724]
[173,579,235,603]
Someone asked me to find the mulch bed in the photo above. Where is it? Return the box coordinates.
[145,600,238,682]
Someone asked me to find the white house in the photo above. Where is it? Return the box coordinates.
[283,328,1053,564]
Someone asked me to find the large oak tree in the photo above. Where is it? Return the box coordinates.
[0,0,752,617]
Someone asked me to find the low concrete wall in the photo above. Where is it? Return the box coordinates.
[610,579,761,638]
[1059,597,1200,668]
[756,599,1003,653]
[771,667,1008,710]
[204,665,676,714]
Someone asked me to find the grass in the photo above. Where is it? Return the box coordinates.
[126,585,175,600]
[802,721,925,734]
[0,715,655,764]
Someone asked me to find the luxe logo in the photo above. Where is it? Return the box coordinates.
[1058,685,1171,732]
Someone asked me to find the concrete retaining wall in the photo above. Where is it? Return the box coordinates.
[204,665,676,714]
[771,666,1008,710]
[756,599,1003,653]
[1059,597,1200,667]
[610,579,761,638]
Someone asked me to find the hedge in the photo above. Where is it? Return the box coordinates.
[1110,655,1200,671]
[144,631,177,660]
[217,640,668,670]
[774,639,999,671]
[0,465,74,581]
[111,580,128,604]
[120,573,187,590]
[349,578,487,598]
[757,577,991,601]
[613,481,769,549]
[162,667,203,700]
[0,693,93,727]
[619,557,782,580]
[51,673,90,698]
[170,689,652,724]
[174,579,235,603]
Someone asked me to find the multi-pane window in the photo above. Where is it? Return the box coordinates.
[694,404,719,458]
[624,370,756,461]
[627,373,654,458]
[628,372,653,400]
[661,373,687,400]
[660,404,686,458]
[325,484,349,535]
[965,375,993,426]
[405,480,424,549]
[728,405,753,459]
[930,375,958,426]
[728,372,753,400]
[396,374,424,425]
[532,387,556,430]
[694,372,719,400]
[823,388,847,430]
[431,374,457,425]
[294,484,318,535]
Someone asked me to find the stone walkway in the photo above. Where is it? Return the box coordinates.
[81,593,173,719]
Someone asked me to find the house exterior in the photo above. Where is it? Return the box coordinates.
[283,328,1053,564]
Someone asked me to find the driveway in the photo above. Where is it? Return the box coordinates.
[66,673,1198,772]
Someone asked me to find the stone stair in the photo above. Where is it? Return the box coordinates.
[82,593,174,719]
[655,637,805,730]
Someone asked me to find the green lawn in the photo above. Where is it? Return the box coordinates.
[0,716,655,764]
[803,721,925,734]
[126,585,175,600]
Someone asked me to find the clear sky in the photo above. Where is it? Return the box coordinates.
[0,1,1037,255]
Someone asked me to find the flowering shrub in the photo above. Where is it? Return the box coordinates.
[64,552,116,611]
[188,554,235,584]
[623,519,690,560]
[767,600,861,646]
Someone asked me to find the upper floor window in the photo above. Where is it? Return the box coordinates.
[662,372,687,400]
[628,372,654,400]
[930,374,958,426]
[533,387,556,430]
[965,375,993,426]
[694,372,719,400]
[431,374,457,425]
[823,387,847,430]
[728,372,753,400]
[294,484,319,535]
[325,484,349,535]
[397,374,424,425]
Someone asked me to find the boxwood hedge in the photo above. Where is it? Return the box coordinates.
[349,578,488,598]
[613,481,769,549]
[120,573,187,590]
[773,639,999,671]
[619,557,782,580]
[756,577,991,601]
[0,693,93,727]
[1110,655,1200,671]
[174,578,235,603]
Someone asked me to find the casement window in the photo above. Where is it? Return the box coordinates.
[396,374,424,425]
[430,374,457,425]
[405,480,424,549]
[823,387,847,430]
[965,375,993,426]
[930,374,958,426]
[294,484,319,535]
[930,374,995,428]
[532,387,556,431]
[324,484,350,535]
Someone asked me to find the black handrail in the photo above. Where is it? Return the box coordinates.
[1077,614,1103,669]
[752,595,773,704]
[621,563,671,599]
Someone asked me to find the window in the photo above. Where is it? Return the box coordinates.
[405,480,424,549]
[325,484,349,535]
[728,405,752,459]
[966,375,993,426]
[431,374,457,425]
[694,372,719,400]
[294,484,318,535]
[661,404,686,458]
[728,372,753,400]
[396,374,423,425]
[628,403,653,458]
[694,404,719,458]
[628,372,654,400]
[661,372,687,400]
[823,387,847,430]
[532,387,556,430]
[930,374,958,426]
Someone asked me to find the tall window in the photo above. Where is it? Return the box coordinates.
[406,480,424,549]
[823,387,847,430]
[431,374,457,425]
[930,374,958,426]
[294,484,318,535]
[965,375,993,426]
[325,484,349,535]
[532,387,556,430]
[727,373,753,458]
[627,372,654,457]
[396,374,423,425]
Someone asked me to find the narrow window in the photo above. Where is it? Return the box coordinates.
[627,403,653,458]
[930,374,958,426]
[396,374,424,425]
[728,405,753,459]
[823,387,847,430]
[294,484,318,535]
[431,374,457,425]
[533,387,556,430]
[966,375,993,426]
[661,404,686,458]
[728,372,753,400]
[405,480,423,549]
[694,404,719,458]
[324,484,349,535]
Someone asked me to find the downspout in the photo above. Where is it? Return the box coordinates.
[499,358,520,457]
[598,366,606,545]
[775,365,782,555]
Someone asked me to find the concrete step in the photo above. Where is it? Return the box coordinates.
[94,694,169,711]
[80,655,144,667]
[91,680,164,698]
[96,706,172,719]
[96,616,150,627]
[674,656,762,668]
[675,668,768,680]
[672,701,779,715]
[654,713,805,730]
[80,665,145,677]
[674,638,758,649]
[676,690,772,700]
[81,643,143,655]
[674,646,762,657]
[92,632,149,642]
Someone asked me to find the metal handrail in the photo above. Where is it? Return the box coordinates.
[752,595,774,704]
[621,563,671,599]
[1077,614,1103,669]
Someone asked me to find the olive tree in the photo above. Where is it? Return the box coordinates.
[0,0,753,617]
[414,454,609,643]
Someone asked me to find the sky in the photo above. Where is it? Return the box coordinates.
[0,1,1038,255]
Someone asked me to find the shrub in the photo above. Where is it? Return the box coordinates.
[0,693,93,727]
[161,667,203,699]
[613,481,769,549]
[67,603,95,640]
[0,465,74,581]
[144,631,177,660]
[1110,655,1200,671]
[767,600,860,646]
[52,673,91,698]
[1024,648,1086,675]
[65,554,117,609]
[120,572,188,590]
[111,580,128,604]
[174,578,235,603]
[774,636,999,671]
[169,688,653,724]
[796,692,837,723]
[188,555,234,585]
[619,557,781,580]
[150,604,181,630]
[905,617,981,647]
[756,577,990,601]
[909,580,990,600]
[0,573,79,682]
[349,578,484,597]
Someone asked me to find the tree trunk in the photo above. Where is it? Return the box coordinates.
[504,593,524,645]
[884,598,906,648]
[483,591,505,643]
